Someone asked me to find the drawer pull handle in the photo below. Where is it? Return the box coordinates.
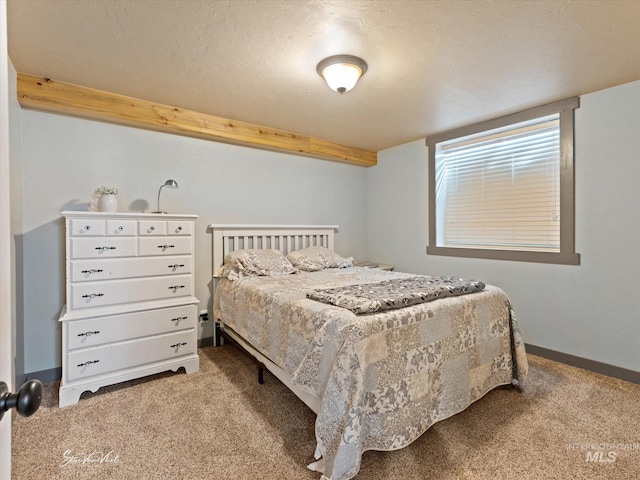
[175,226,182,232]
[168,264,185,269]
[77,330,100,337]
[168,285,185,292]
[80,269,104,274]
[158,244,175,249]
[81,225,91,232]
[77,360,100,367]
[170,342,187,348]
[148,226,155,232]
[95,246,116,251]
[82,293,104,299]
[171,316,188,322]
[116,226,124,232]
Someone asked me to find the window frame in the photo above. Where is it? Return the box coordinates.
[426,97,580,265]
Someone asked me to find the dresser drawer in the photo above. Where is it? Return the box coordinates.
[70,237,137,259]
[138,220,167,236]
[70,219,106,236]
[67,305,196,349]
[70,274,193,309]
[106,220,136,236]
[67,329,195,381]
[70,256,192,282]
[167,221,192,236]
[138,236,192,256]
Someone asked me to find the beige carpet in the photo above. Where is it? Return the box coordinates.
[12,345,640,480]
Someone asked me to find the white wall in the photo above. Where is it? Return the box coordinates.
[19,110,368,374]
[367,80,640,373]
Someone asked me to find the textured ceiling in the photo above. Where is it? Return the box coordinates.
[7,0,640,152]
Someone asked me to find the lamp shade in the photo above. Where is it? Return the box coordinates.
[316,55,368,94]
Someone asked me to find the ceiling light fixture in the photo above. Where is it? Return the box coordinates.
[316,55,368,94]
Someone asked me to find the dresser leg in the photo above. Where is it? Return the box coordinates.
[59,385,83,408]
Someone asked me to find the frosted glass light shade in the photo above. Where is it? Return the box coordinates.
[316,55,368,94]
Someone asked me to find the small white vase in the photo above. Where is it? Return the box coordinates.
[98,194,118,212]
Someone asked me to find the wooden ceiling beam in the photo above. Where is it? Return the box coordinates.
[16,73,377,167]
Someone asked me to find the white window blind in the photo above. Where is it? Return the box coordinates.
[435,114,560,252]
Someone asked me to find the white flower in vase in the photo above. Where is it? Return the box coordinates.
[93,186,120,212]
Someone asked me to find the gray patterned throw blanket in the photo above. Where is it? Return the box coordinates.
[307,275,485,314]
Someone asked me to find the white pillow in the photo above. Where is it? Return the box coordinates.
[215,249,297,280]
[286,246,353,272]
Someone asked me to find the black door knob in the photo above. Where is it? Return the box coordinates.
[0,379,43,421]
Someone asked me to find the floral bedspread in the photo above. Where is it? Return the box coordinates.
[213,267,528,480]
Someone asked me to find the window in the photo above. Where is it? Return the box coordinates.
[427,97,580,265]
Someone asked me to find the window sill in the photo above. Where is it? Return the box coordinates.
[426,246,580,265]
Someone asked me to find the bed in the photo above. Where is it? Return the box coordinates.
[211,224,528,480]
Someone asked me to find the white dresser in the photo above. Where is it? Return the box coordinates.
[58,211,199,407]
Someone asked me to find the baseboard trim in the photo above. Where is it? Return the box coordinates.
[525,344,639,385]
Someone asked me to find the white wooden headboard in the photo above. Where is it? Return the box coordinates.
[209,224,339,273]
